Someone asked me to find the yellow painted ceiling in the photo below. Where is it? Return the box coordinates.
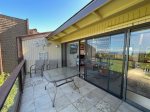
[48,0,148,41]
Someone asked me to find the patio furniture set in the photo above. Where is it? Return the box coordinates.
[30,60,58,77]
[29,60,80,107]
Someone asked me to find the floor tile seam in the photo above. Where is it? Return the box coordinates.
[33,79,49,99]
[32,84,36,112]
[113,101,123,112]
[71,95,95,112]
[46,88,55,104]
[71,101,84,112]
[58,103,80,112]
[64,91,83,104]
[96,98,121,112]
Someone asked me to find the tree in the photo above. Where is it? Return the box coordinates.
[145,52,150,61]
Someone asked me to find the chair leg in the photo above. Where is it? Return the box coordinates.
[30,69,32,78]
[45,82,50,90]
[41,70,43,77]
[40,69,43,77]
[72,78,80,93]
[30,72,32,78]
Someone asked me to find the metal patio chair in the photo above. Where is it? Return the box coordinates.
[47,60,58,70]
[30,60,45,77]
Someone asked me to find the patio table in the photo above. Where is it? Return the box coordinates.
[43,67,80,107]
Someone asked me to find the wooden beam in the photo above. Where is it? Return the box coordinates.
[92,11,103,19]
[72,24,80,29]
[56,35,60,37]
[62,31,68,35]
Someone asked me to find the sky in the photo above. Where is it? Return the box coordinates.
[0,0,91,32]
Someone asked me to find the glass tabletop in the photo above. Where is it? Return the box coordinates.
[44,67,80,82]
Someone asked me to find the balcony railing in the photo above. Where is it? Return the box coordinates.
[0,60,26,112]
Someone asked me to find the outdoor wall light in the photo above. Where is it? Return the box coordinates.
[56,45,60,48]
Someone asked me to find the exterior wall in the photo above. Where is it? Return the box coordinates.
[0,43,2,72]
[0,15,27,73]
[66,42,79,67]
[22,37,61,72]
[47,1,150,111]
[59,3,150,43]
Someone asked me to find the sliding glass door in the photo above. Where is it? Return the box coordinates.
[86,37,110,90]
[109,34,125,97]
[62,28,150,111]
[85,34,125,97]
[126,29,150,111]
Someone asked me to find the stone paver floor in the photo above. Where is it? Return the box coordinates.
[20,73,142,112]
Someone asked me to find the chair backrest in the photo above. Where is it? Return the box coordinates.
[49,60,57,69]
[43,59,49,70]
[35,60,45,69]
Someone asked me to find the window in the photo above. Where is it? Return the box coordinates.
[126,29,150,110]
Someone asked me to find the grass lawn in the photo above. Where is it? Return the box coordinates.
[108,59,150,76]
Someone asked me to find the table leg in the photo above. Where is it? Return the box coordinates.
[53,82,57,107]
[45,82,50,90]
[73,78,80,93]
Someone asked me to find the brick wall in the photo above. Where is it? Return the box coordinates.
[0,14,28,73]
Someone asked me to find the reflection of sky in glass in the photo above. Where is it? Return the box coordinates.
[87,34,125,54]
[87,29,150,56]
[110,34,124,53]
[130,29,150,54]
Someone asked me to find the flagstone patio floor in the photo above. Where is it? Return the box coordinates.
[19,73,142,112]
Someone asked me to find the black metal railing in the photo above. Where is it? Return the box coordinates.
[0,60,26,112]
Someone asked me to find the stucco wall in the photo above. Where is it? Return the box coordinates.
[22,37,61,72]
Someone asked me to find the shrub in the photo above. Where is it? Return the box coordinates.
[0,72,18,112]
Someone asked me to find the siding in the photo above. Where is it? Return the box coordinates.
[22,37,61,72]
[59,3,150,43]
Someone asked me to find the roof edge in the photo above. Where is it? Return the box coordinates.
[19,31,51,38]
[47,0,109,39]
[0,14,26,22]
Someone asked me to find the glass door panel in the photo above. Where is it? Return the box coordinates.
[85,34,125,97]
[109,34,125,97]
[127,29,150,110]
[66,41,79,70]
[79,40,86,78]
[85,37,110,90]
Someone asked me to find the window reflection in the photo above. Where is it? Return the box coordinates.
[127,29,150,100]
[86,34,124,97]
[66,42,79,70]
[109,34,125,96]
[86,37,110,90]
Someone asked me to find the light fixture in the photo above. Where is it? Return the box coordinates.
[56,45,60,48]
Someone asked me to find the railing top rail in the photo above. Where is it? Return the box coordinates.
[0,60,25,109]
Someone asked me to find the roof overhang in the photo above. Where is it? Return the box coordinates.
[47,0,109,39]
[47,0,146,41]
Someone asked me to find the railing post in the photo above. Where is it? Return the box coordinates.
[0,60,25,111]
[24,61,26,75]
[18,70,23,93]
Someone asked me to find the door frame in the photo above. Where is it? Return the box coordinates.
[124,28,150,112]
